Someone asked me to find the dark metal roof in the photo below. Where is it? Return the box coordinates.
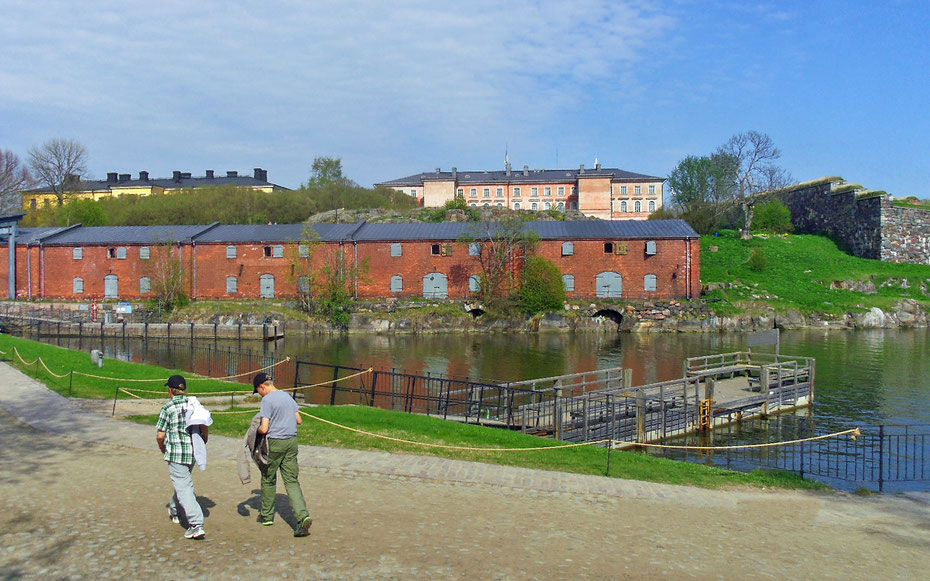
[39,225,217,245]
[191,224,356,243]
[23,172,288,193]
[377,167,664,188]
[0,227,66,245]
[5,220,698,245]
[351,220,698,241]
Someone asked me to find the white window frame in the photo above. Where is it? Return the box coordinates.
[496,188,503,197]
[620,201,628,212]
[649,185,656,195]
[634,185,642,195]
[648,200,656,212]
[620,185,627,195]
[558,186,565,196]
[544,186,552,196]
[470,188,477,197]
[513,187,521,197]
[514,202,521,209]
[635,201,642,213]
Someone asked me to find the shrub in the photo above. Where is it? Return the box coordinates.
[753,201,794,234]
[747,247,767,272]
[517,256,565,314]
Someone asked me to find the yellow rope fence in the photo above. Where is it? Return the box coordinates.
[296,409,863,453]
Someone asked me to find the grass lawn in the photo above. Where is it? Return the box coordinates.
[700,230,930,315]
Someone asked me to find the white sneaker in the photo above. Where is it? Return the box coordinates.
[184,525,206,540]
[168,507,180,525]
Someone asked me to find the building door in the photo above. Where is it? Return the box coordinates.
[104,274,119,299]
[422,273,448,298]
[596,271,623,298]
[260,274,275,298]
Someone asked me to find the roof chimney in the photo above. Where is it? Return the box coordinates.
[107,172,118,183]
[254,167,264,180]
[579,164,585,174]
[139,171,149,181]
[227,170,238,177]
[206,170,214,179]
[451,167,457,179]
[595,159,601,170]
[523,165,529,177]
[181,172,192,179]
[435,167,441,174]
[118,173,131,182]
[173,171,182,182]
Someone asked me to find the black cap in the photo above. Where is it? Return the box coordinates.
[166,374,187,391]
[253,372,272,393]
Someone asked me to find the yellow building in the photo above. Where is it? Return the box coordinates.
[376,160,665,220]
[22,168,288,210]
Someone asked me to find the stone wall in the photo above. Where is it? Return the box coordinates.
[882,205,930,265]
[773,179,930,265]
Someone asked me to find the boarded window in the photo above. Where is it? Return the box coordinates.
[116,247,127,260]
[273,245,284,258]
[469,275,481,292]
[442,244,453,257]
[644,274,657,292]
[561,242,574,256]
[260,274,275,298]
[139,246,150,260]
[73,277,84,294]
[104,274,118,298]
[227,245,237,258]
[73,247,83,260]
[645,240,657,255]
[469,242,481,256]
[391,275,403,293]
[615,242,629,255]
[298,244,310,258]
[391,243,402,257]
[562,274,575,292]
[226,276,238,293]
[139,277,151,294]
[298,276,310,294]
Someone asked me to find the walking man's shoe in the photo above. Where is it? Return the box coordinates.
[185,525,206,540]
[168,506,180,525]
[294,516,313,537]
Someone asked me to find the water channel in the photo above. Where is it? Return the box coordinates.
[27,326,930,491]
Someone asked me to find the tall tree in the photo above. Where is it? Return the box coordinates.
[0,149,33,214]
[459,216,539,304]
[716,131,792,239]
[666,153,738,233]
[27,138,89,206]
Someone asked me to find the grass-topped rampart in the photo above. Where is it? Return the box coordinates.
[701,230,930,316]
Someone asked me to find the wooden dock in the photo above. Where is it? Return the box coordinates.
[513,352,815,446]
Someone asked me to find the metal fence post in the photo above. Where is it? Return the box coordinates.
[878,424,885,493]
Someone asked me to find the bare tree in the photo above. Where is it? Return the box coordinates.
[27,138,89,206]
[145,243,188,313]
[717,131,792,239]
[459,216,539,304]
[0,149,33,214]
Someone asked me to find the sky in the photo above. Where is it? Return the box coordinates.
[1,1,928,196]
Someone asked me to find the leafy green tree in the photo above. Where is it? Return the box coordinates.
[57,198,108,226]
[517,256,565,314]
[666,153,739,233]
[752,200,794,234]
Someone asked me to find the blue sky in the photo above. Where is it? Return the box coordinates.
[1,1,927,196]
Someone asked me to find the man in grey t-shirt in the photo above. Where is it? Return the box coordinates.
[253,372,313,537]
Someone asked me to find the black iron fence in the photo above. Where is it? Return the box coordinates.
[646,415,930,493]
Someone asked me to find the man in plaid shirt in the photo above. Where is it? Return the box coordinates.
[156,374,207,540]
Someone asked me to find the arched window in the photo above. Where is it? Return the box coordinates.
[139,277,151,294]
[561,242,574,256]
[544,201,552,210]
[260,274,275,298]
[226,276,238,294]
[634,200,642,213]
[469,275,481,292]
[648,200,656,212]
[73,277,84,294]
[562,274,575,292]
[104,274,119,298]
[620,201,628,212]
[595,272,623,298]
[226,245,237,258]
[391,275,403,293]
[514,202,521,209]
[644,274,657,292]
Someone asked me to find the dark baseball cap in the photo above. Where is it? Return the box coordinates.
[252,372,273,393]
[166,375,187,390]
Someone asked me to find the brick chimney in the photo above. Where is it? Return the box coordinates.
[227,171,238,177]
[173,171,182,182]
[206,170,214,179]
[523,165,529,177]
[139,171,149,181]
[118,173,131,182]
[579,164,585,174]
[107,172,118,183]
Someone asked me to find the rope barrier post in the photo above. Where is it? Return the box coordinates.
[69,370,74,398]
[112,385,120,416]
[606,394,613,476]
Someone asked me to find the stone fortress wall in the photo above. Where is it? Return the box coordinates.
[772,178,930,265]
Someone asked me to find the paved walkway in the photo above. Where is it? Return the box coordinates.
[1,363,929,579]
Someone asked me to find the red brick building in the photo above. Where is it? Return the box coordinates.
[0,218,700,303]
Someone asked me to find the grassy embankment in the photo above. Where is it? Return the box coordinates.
[700,230,930,316]
[0,333,825,491]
